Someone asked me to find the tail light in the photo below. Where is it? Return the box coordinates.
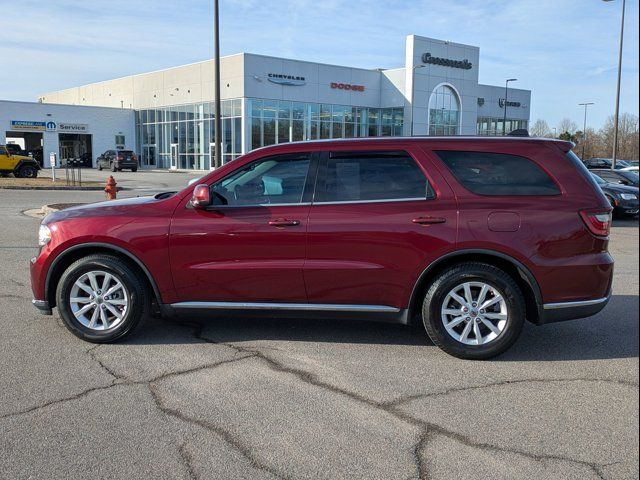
[117,155,124,161]
[580,210,612,237]
[132,154,137,162]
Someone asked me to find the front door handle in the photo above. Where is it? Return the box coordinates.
[268,218,301,228]
[412,216,447,225]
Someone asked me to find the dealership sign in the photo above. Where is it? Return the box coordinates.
[267,73,306,86]
[498,99,522,108]
[421,53,472,70]
[331,82,365,92]
[10,120,48,131]
[58,123,89,133]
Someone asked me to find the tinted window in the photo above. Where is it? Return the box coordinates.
[212,154,310,206]
[316,151,433,203]
[436,150,561,196]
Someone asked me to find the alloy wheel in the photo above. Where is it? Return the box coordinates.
[69,270,129,330]
[441,281,508,346]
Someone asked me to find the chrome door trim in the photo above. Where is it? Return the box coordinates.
[543,297,609,310]
[170,301,401,313]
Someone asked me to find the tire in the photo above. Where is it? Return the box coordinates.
[98,164,103,171]
[110,162,117,172]
[422,262,525,360]
[56,254,150,343]
[17,164,38,179]
[131,167,138,172]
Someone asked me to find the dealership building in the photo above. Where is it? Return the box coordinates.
[1,35,531,170]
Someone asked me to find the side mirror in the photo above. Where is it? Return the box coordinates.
[191,184,211,209]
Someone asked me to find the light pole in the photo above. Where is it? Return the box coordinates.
[213,0,222,169]
[578,102,594,159]
[502,78,517,135]
[603,0,626,169]
[410,65,425,136]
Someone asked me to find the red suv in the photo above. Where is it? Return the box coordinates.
[30,138,614,359]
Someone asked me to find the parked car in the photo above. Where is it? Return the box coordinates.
[591,173,639,217]
[31,137,614,359]
[621,166,639,173]
[591,168,639,187]
[79,152,93,168]
[584,157,632,170]
[97,150,138,172]
[0,144,40,178]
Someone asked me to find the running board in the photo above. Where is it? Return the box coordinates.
[170,301,401,313]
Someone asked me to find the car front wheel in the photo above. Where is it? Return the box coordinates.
[17,164,38,178]
[422,262,525,360]
[56,254,149,342]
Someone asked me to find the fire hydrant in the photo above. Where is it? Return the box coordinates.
[105,176,117,200]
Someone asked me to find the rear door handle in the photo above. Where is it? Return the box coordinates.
[268,219,301,227]
[412,216,447,225]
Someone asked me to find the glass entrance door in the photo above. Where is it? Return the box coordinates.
[170,144,178,170]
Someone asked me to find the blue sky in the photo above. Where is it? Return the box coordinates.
[1,0,638,129]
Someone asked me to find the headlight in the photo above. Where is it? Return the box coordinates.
[38,224,51,246]
[620,193,637,200]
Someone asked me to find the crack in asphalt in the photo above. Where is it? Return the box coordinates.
[382,377,640,408]
[174,318,616,480]
[4,315,631,480]
[148,383,288,480]
[178,444,198,480]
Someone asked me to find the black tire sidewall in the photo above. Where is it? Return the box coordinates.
[56,256,147,342]
[423,264,525,360]
[19,165,37,178]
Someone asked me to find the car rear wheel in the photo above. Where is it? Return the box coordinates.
[422,262,525,360]
[131,167,138,172]
[56,254,149,342]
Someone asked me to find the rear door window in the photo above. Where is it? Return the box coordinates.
[435,150,561,196]
[315,151,434,203]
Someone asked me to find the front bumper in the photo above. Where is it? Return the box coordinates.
[32,299,52,315]
[615,198,639,215]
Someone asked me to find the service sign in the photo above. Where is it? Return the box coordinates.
[58,123,89,133]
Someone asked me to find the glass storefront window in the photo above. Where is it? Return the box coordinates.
[428,85,460,136]
[137,98,405,169]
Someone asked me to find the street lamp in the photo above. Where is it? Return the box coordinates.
[578,102,594,159]
[410,65,425,136]
[213,0,222,170]
[603,0,626,169]
[502,78,517,135]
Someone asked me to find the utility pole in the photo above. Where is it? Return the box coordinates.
[578,102,594,159]
[213,0,222,169]
[502,79,517,135]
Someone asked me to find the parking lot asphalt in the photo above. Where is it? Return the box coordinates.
[0,170,638,480]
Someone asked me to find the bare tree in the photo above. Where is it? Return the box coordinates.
[530,119,552,137]
[600,113,639,161]
[557,118,578,136]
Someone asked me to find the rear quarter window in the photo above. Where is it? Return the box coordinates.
[435,150,561,196]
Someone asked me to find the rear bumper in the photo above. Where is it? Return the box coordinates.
[115,162,138,169]
[540,291,611,324]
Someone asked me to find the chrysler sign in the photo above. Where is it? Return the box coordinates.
[421,53,472,70]
[267,73,306,86]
